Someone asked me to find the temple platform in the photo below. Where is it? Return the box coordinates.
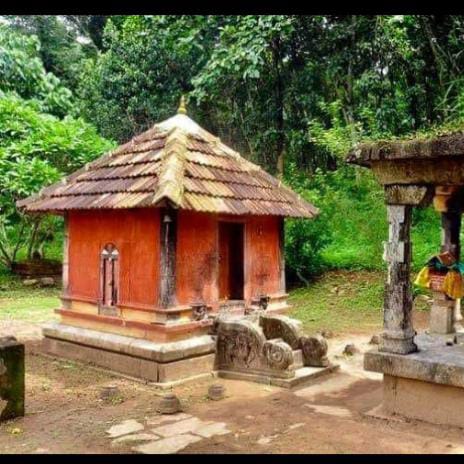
[42,323,216,386]
[365,333,464,428]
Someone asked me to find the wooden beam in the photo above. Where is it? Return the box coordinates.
[159,208,177,308]
[381,205,417,354]
[384,185,433,207]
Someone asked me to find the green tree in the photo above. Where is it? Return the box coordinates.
[0,94,114,268]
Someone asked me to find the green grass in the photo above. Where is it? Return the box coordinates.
[288,270,384,334]
[0,268,60,323]
[288,269,430,335]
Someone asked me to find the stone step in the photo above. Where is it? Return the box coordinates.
[270,364,340,389]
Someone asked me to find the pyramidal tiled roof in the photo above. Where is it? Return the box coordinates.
[17,109,318,218]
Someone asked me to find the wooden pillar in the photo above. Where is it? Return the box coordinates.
[441,210,461,259]
[279,218,286,293]
[433,209,463,333]
[159,207,177,309]
[381,204,417,354]
[61,213,71,310]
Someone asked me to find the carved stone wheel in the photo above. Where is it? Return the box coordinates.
[263,340,293,370]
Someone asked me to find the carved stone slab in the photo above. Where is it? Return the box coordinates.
[216,319,295,378]
[259,314,303,349]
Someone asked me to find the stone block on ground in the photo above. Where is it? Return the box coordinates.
[0,336,25,421]
[343,344,360,356]
[39,277,55,287]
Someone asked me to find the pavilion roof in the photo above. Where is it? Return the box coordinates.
[346,131,464,167]
[18,106,317,219]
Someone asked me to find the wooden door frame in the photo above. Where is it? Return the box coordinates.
[216,217,247,302]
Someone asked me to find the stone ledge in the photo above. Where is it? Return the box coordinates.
[217,365,338,389]
[365,333,464,389]
[43,322,216,363]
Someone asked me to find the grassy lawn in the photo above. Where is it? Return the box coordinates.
[288,269,430,335]
[0,270,60,323]
[288,270,384,335]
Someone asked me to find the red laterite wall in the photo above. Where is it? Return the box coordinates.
[245,215,282,299]
[176,210,218,306]
[68,209,160,307]
[67,209,282,312]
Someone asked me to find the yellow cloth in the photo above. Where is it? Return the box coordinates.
[443,270,464,299]
[414,266,431,289]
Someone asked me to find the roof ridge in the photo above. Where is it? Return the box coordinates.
[150,127,188,208]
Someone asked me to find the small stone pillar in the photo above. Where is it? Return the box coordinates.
[0,337,25,421]
[381,204,417,354]
[430,209,462,334]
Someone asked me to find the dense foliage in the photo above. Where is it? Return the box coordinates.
[0,24,113,268]
[2,15,463,282]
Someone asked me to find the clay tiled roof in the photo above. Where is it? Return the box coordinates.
[18,110,318,218]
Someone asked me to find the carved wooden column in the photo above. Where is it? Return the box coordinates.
[159,208,177,309]
[381,203,417,354]
[61,212,71,310]
[279,218,286,293]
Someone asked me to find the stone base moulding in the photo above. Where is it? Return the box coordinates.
[381,374,464,428]
[365,332,464,428]
[42,323,216,384]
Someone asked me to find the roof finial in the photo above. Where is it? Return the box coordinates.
[177,95,187,115]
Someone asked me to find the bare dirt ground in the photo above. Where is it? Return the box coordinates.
[1,310,464,454]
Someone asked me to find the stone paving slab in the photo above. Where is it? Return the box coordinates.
[146,413,192,426]
[151,417,205,437]
[112,433,160,446]
[106,419,144,438]
[135,434,202,454]
[193,422,230,438]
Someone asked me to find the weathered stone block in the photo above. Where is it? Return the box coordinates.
[259,315,302,349]
[300,335,329,367]
[157,354,215,382]
[0,337,25,421]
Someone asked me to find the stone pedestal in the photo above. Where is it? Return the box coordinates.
[365,333,464,428]
[454,299,464,333]
[0,337,25,421]
[430,291,455,334]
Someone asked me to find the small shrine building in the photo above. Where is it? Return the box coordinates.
[17,100,318,384]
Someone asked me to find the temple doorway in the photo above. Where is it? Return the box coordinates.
[218,222,244,301]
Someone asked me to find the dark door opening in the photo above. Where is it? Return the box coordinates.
[218,222,244,300]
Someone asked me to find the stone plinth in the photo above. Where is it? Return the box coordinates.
[365,333,464,427]
[42,323,216,386]
[429,291,455,335]
[0,337,25,421]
